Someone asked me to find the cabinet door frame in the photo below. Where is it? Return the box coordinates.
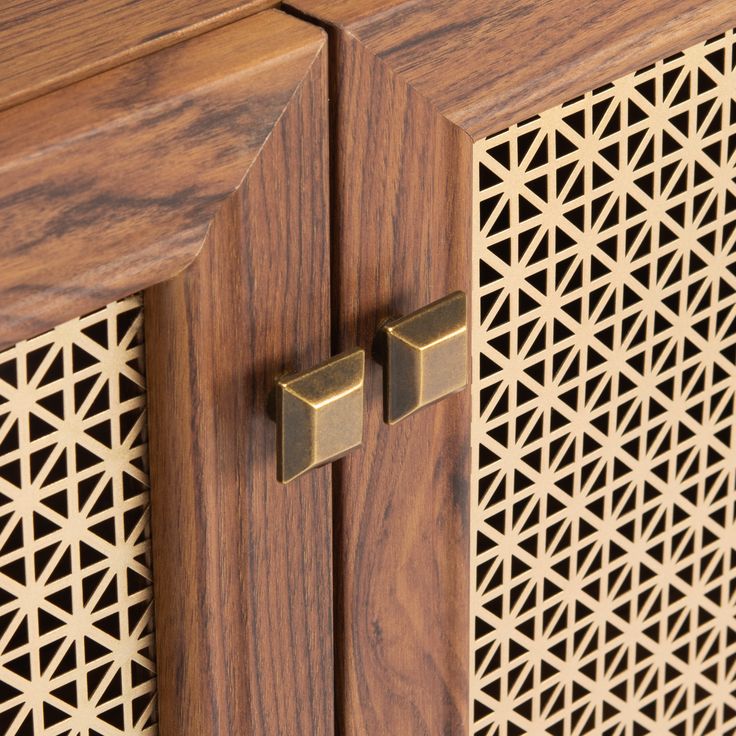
[287,1,736,734]
[0,10,335,735]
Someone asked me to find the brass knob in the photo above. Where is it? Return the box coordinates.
[377,291,467,424]
[272,349,365,483]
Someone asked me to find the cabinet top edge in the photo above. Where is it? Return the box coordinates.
[0,0,278,113]
[288,0,736,139]
[0,9,326,350]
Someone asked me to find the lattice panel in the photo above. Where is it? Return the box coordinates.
[472,30,736,736]
[0,295,157,736]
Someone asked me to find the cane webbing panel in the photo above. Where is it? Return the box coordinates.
[472,30,736,736]
[0,295,157,736]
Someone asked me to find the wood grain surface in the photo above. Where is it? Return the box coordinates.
[145,18,334,736]
[0,11,320,349]
[290,0,736,139]
[284,1,736,734]
[291,22,472,736]
[0,0,275,112]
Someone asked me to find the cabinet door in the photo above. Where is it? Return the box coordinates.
[289,1,736,734]
[0,9,334,736]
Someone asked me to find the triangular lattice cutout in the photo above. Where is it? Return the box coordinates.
[472,29,736,736]
[0,295,157,736]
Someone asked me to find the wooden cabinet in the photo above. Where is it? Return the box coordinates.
[286,2,736,735]
[0,7,333,735]
[2,2,736,735]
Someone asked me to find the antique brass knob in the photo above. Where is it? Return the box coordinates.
[377,291,467,424]
[272,349,365,483]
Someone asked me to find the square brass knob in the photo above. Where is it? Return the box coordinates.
[379,291,467,424]
[273,349,365,483]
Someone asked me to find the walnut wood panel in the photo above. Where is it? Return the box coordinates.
[0,0,275,112]
[290,22,472,735]
[290,0,736,140]
[286,2,736,735]
[144,18,334,736]
[0,11,320,350]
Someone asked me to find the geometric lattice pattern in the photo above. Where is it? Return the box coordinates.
[0,295,157,736]
[472,30,736,736]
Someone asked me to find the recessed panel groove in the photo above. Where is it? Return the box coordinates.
[472,30,736,736]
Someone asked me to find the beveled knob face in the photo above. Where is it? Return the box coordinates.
[379,291,468,424]
[273,349,365,483]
